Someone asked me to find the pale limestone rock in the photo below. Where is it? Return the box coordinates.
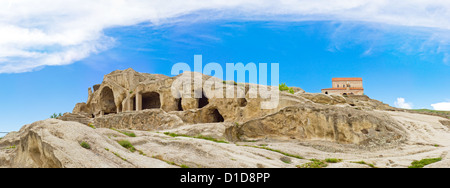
[61,68,404,146]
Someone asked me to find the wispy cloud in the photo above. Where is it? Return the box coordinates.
[1,0,450,73]
[395,98,413,109]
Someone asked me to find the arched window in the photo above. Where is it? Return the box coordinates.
[337,84,339,88]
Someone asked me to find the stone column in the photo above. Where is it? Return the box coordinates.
[126,98,132,112]
[136,92,142,111]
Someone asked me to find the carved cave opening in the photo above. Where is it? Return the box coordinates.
[198,91,209,108]
[142,92,161,109]
[176,98,183,111]
[211,109,224,123]
[100,86,116,115]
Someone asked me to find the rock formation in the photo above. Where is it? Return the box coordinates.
[4,68,449,168]
[61,68,405,146]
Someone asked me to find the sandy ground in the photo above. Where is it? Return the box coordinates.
[1,110,449,168]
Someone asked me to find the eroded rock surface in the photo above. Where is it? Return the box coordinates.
[3,68,449,168]
[59,68,402,146]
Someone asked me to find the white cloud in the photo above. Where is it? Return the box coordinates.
[394,98,413,109]
[431,102,450,111]
[1,0,450,73]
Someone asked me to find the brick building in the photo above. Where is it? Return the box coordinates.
[321,78,364,95]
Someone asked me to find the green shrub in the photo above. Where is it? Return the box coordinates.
[408,158,442,168]
[50,113,63,119]
[279,83,295,94]
[288,88,295,94]
[325,158,342,163]
[279,83,290,91]
[117,140,136,152]
[80,141,91,149]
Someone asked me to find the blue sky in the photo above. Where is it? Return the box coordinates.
[1,1,450,135]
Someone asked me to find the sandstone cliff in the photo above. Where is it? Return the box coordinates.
[2,68,449,168]
[65,68,405,146]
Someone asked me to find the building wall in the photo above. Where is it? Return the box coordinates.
[321,89,364,95]
[332,80,363,88]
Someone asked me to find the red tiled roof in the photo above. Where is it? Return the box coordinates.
[332,78,362,81]
[321,88,364,90]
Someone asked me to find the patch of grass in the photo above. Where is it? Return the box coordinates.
[80,141,91,149]
[408,158,442,168]
[411,109,450,119]
[163,132,229,144]
[123,132,136,137]
[351,161,376,168]
[88,123,96,129]
[111,128,136,137]
[112,151,127,161]
[166,161,176,165]
[325,158,342,163]
[194,135,229,144]
[152,155,186,168]
[164,132,180,137]
[297,159,328,168]
[117,140,136,152]
[249,145,304,160]
[180,164,190,168]
[137,149,146,156]
[412,109,450,115]
[4,145,16,149]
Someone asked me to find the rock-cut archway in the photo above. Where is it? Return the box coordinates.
[211,109,224,122]
[142,92,161,109]
[100,86,117,114]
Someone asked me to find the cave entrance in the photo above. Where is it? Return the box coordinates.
[198,91,209,108]
[100,86,116,114]
[142,92,161,109]
[211,109,224,123]
[176,98,183,111]
[131,95,136,111]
